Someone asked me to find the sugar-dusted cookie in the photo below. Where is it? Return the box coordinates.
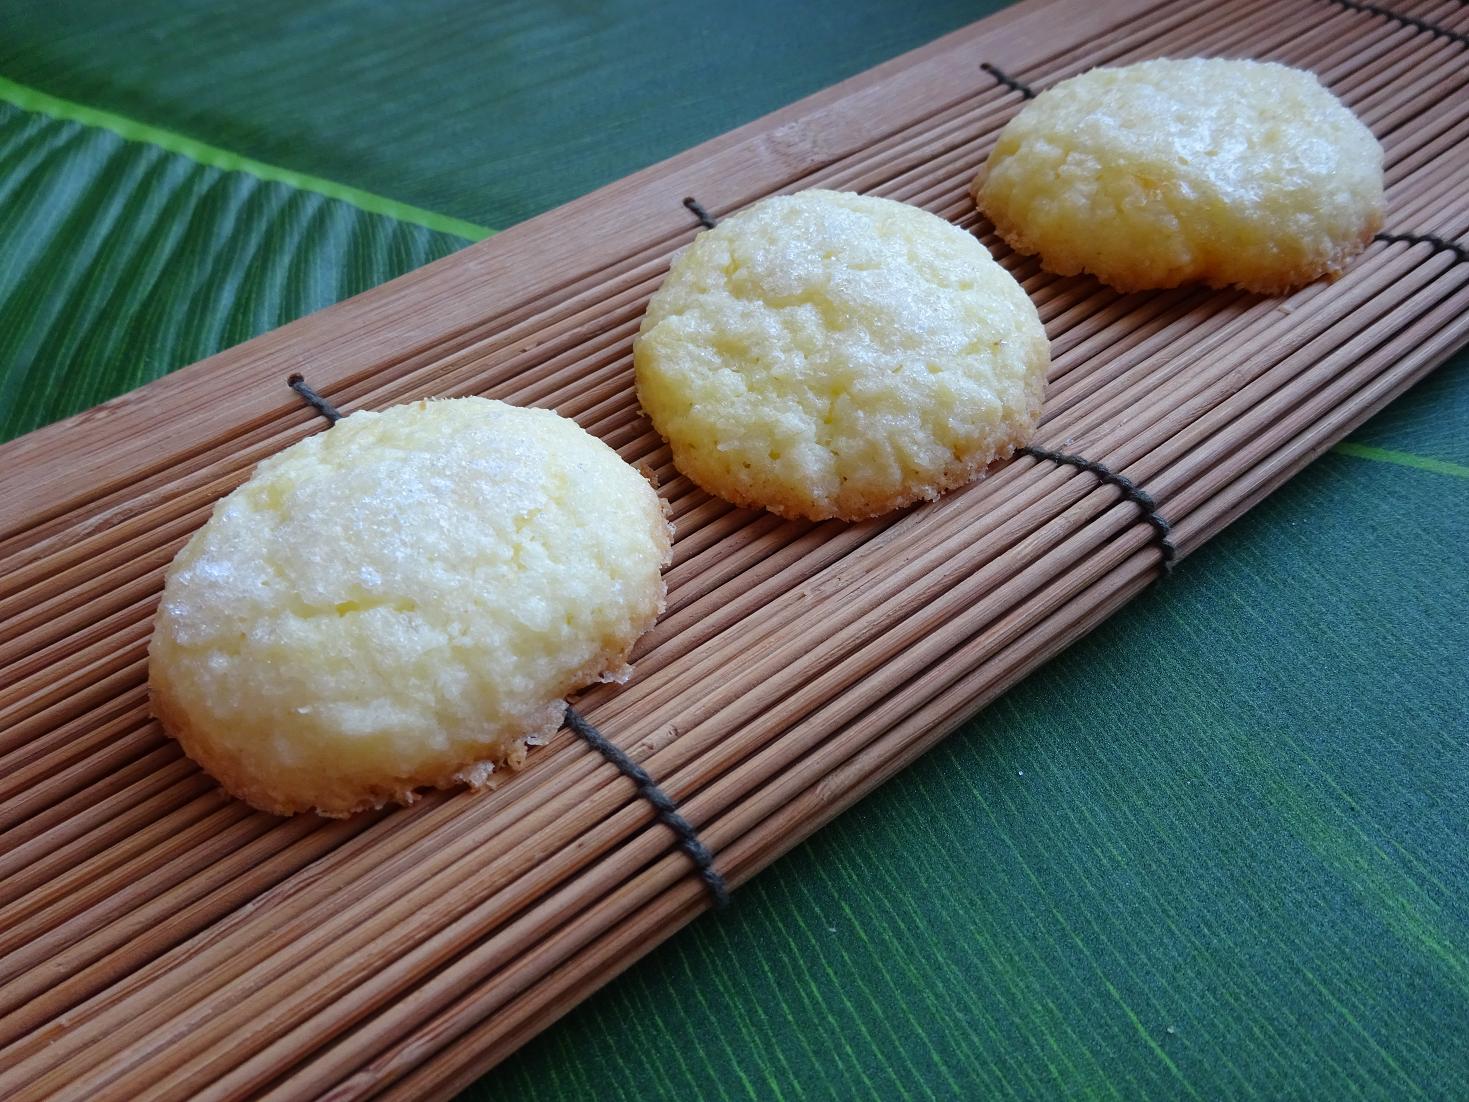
[149,397,671,817]
[973,59,1384,293]
[634,189,1049,522]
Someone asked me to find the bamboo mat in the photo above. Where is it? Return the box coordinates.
[2,0,1467,1097]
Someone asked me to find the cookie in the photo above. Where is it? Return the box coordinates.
[973,58,1384,293]
[634,189,1049,522]
[148,397,671,817]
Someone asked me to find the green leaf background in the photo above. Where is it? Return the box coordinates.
[1,1,1464,1097]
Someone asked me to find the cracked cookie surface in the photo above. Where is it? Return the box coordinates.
[634,189,1049,522]
[973,59,1384,293]
[149,397,671,816]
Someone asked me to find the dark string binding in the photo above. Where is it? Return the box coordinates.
[1019,445,1177,576]
[1325,0,1469,46]
[563,707,731,909]
[982,6,1468,109]
[1374,232,1469,266]
[286,376,731,911]
[287,373,343,423]
[980,62,1037,100]
[683,197,718,229]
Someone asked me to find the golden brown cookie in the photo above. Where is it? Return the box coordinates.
[149,397,671,816]
[634,189,1049,522]
[974,58,1384,293]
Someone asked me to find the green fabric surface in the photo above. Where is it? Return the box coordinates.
[1343,362,1469,467]
[1,2,1465,1098]
[481,451,1469,1100]
[0,101,468,439]
[0,0,986,229]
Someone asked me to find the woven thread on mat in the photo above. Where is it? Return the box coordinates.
[288,374,343,422]
[986,4,1469,102]
[563,707,730,909]
[980,62,1037,99]
[683,197,718,229]
[1019,446,1177,576]
[1325,0,1469,47]
[286,376,731,910]
[1375,232,1469,265]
